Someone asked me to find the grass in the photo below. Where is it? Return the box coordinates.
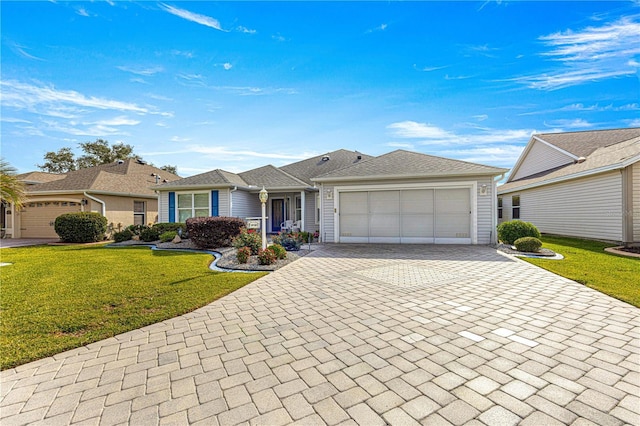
[0,244,266,370]
[523,235,640,308]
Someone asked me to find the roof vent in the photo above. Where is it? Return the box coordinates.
[321,155,330,162]
[357,155,362,160]
[576,157,586,163]
[116,159,124,165]
[136,159,146,165]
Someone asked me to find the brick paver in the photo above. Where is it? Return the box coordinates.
[1,244,638,425]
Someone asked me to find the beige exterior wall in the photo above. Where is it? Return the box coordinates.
[633,162,640,241]
[93,195,159,232]
[511,140,573,181]
[319,175,496,244]
[501,171,624,242]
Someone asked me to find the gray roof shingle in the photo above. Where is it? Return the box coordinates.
[313,149,508,181]
[536,127,640,158]
[153,169,247,189]
[280,149,373,184]
[239,165,309,189]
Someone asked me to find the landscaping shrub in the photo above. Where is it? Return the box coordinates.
[126,224,145,236]
[271,233,301,251]
[514,237,542,253]
[497,220,541,245]
[186,216,245,249]
[257,247,276,265]
[298,231,313,243]
[270,244,287,260]
[113,229,133,243]
[232,228,262,254]
[152,222,186,235]
[140,226,160,242]
[54,212,107,243]
[236,247,251,264]
[160,231,177,243]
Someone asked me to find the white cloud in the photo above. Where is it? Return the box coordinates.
[272,34,286,42]
[117,65,164,76]
[386,142,415,149]
[76,7,90,17]
[515,16,640,90]
[170,50,194,58]
[438,145,524,167]
[237,26,256,34]
[9,42,44,61]
[1,117,31,123]
[387,120,533,146]
[626,118,640,127]
[223,62,233,70]
[473,114,489,121]
[416,65,447,72]
[178,145,308,161]
[92,116,141,126]
[543,118,594,129]
[159,3,226,31]
[170,136,191,142]
[211,85,297,96]
[366,23,388,34]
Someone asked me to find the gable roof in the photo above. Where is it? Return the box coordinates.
[157,169,248,189]
[536,127,640,158]
[17,171,67,184]
[499,135,640,194]
[280,149,372,185]
[239,165,309,189]
[312,149,508,182]
[26,159,181,196]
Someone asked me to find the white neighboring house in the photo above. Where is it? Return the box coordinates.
[498,128,640,245]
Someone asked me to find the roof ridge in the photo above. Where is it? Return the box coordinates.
[275,166,312,186]
[536,127,640,137]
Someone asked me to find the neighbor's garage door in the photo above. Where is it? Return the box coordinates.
[339,188,471,244]
[20,202,81,238]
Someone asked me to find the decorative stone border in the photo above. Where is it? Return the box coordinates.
[604,246,640,258]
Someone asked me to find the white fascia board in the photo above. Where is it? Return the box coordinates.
[497,162,627,195]
[534,136,580,160]
[153,184,235,191]
[26,189,158,199]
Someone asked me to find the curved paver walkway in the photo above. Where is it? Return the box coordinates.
[1,244,638,425]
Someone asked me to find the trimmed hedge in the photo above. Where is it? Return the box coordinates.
[140,227,160,242]
[515,237,542,253]
[497,220,541,245]
[54,212,107,243]
[159,231,177,243]
[186,216,245,249]
[113,229,133,243]
[152,222,186,234]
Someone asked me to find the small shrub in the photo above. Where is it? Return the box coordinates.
[160,231,177,243]
[186,216,245,249]
[257,247,276,265]
[126,224,145,236]
[236,246,251,264]
[514,237,542,253]
[271,233,301,251]
[54,212,107,243]
[113,229,133,243]
[298,231,313,243]
[152,222,186,235]
[232,228,262,254]
[497,220,541,245]
[270,244,287,260]
[140,226,160,242]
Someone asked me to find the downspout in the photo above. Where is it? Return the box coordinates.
[83,192,106,216]
[492,173,506,244]
[230,186,238,217]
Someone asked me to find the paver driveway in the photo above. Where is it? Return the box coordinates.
[1,244,639,425]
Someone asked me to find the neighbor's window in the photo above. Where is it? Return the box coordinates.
[295,196,302,222]
[512,195,520,219]
[315,194,320,224]
[498,197,503,219]
[177,193,209,222]
[134,201,146,226]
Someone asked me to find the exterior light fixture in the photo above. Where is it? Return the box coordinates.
[259,187,268,249]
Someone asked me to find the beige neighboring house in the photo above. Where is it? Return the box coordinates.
[498,127,640,245]
[3,159,180,239]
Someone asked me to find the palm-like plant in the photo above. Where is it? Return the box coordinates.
[0,159,26,209]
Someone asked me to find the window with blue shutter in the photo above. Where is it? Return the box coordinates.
[168,192,175,222]
[211,190,219,216]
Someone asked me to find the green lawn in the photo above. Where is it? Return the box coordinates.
[0,245,266,370]
[523,236,640,308]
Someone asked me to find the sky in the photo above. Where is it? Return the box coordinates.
[1,1,639,178]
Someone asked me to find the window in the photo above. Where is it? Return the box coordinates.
[134,201,146,226]
[497,197,503,219]
[177,193,210,222]
[512,195,520,219]
[315,194,320,224]
[295,196,302,222]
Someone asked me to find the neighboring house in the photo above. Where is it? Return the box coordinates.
[155,149,508,244]
[498,127,640,245]
[3,159,180,238]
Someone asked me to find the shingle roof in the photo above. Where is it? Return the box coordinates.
[239,165,309,189]
[17,171,67,184]
[313,149,508,181]
[280,149,373,185]
[498,135,640,194]
[26,160,181,196]
[156,169,247,189]
[536,127,640,158]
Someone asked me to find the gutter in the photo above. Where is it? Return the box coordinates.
[84,192,106,216]
[313,170,509,183]
[26,189,158,199]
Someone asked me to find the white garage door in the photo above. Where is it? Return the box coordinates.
[20,201,81,238]
[339,188,471,244]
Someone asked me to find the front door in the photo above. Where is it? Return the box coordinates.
[271,199,284,232]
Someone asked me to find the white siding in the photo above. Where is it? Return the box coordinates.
[218,189,230,217]
[231,190,261,219]
[158,191,169,223]
[515,171,623,241]
[511,140,574,181]
[304,190,318,233]
[320,176,495,244]
[634,162,640,241]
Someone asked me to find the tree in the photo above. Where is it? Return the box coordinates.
[160,165,178,175]
[38,147,77,173]
[76,139,141,169]
[0,159,27,209]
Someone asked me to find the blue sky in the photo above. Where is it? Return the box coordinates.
[2,1,639,177]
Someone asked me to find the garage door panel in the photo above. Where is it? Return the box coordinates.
[340,192,368,214]
[401,190,434,214]
[21,202,81,238]
[370,214,400,237]
[340,215,368,237]
[369,191,399,214]
[401,214,434,238]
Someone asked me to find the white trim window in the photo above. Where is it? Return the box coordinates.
[497,197,503,220]
[512,195,520,219]
[178,192,209,222]
[315,193,320,224]
[133,201,146,226]
[295,196,302,222]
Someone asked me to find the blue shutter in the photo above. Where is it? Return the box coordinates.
[168,192,175,222]
[211,190,219,216]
